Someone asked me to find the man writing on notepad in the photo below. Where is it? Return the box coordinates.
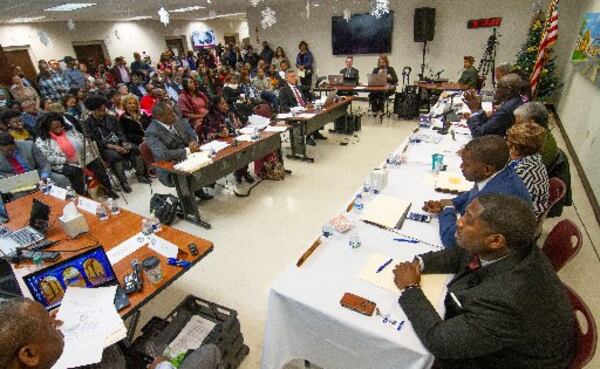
[422,135,531,248]
[393,194,575,369]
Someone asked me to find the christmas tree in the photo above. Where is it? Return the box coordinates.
[515,10,562,100]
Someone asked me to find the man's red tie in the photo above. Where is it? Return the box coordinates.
[7,155,26,175]
[292,86,305,108]
[466,253,481,272]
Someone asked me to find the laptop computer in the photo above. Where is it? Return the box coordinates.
[0,198,49,256]
[0,170,40,193]
[328,74,344,85]
[22,245,130,311]
[367,73,387,87]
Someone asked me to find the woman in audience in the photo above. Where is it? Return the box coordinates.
[95,64,115,87]
[106,89,124,117]
[513,102,559,169]
[506,122,549,218]
[223,74,241,105]
[10,75,40,107]
[36,112,119,198]
[79,62,96,85]
[1,109,32,141]
[252,68,273,93]
[63,94,81,121]
[119,94,151,146]
[239,69,260,103]
[296,41,314,88]
[272,47,286,70]
[369,54,398,114]
[178,78,209,130]
[202,96,254,184]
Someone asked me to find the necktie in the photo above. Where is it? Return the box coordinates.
[292,86,305,107]
[467,183,479,204]
[7,154,27,175]
[345,69,351,78]
[466,253,481,272]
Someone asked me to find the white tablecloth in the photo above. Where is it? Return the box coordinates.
[262,109,471,369]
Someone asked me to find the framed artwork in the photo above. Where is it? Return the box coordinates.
[572,12,600,87]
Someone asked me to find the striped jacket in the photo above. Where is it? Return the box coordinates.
[511,153,550,218]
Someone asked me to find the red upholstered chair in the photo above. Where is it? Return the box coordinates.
[536,177,567,238]
[139,141,156,165]
[564,284,597,369]
[541,219,582,272]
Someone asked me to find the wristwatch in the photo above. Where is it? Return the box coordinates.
[400,284,421,295]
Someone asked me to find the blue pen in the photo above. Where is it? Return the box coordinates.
[397,320,405,331]
[393,238,420,244]
[376,258,393,273]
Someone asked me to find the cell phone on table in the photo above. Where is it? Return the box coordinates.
[340,293,376,316]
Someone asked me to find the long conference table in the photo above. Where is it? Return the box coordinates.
[6,192,213,319]
[261,97,472,369]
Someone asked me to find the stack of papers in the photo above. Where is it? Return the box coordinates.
[434,171,473,193]
[360,195,412,230]
[174,152,213,173]
[297,113,317,119]
[200,140,230,153]
[167,315,217,356]
[236,135,254,142]
[53,286,127,369]
[107,232,180,264]
[265,126,288,133]
[276,113,294,119]
[247,115,271,130]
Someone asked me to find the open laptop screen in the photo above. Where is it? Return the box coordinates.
[22,246,117,310]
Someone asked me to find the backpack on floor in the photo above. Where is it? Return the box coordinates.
[149,194,180,225]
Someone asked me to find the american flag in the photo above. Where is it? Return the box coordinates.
[530,0,560,96]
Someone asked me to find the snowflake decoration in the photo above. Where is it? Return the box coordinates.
[158,6,169,26]
[343,8,351,22]
[260,7,276,29]
[37,30,50,46]
[249,0,262,7]
[370,0,389,19]
[67,19,75,31]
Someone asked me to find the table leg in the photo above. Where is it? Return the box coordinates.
[174,174,211,229]
[286,121,314,163]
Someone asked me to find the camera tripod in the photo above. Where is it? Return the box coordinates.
[478,28,500,87]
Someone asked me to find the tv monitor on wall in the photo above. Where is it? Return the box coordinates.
[192,30,217,48]
[332,12,394,55]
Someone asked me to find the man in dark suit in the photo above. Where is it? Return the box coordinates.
[110,56,131,85]
[144,101,212,200]
[394,194,575,369]
[423,135,531,248]
[467,74,524,137]
[340,56,359,84]
[128,72,148,99]
[278,69,323,146]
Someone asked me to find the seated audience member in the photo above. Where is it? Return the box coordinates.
[110,56,131,84]
[145,102,213,200]
[457,55,479,88]
[277,59,291,81]
[272,47,286,70]
[506,123,549,218]
[466,74,524,137]
[278,69,321,146]
[202,96,254,184]
[394,194,575,369]
[12,65,34,87]
[95,63,115,87]
[131,51,152,76]
[340,55,359,84]
[78,62,96,85]
[0,132,70,190]
[178,78,209,130]
[513,102,559,168]
[369,54,398,114]
[494,62,512,82]
[239,70,261,104]
[47,102,80,135]
[129,72,148,99]
[36,113,100,196]
[120,94,151,146]
[106,89,124,117]
[0,298,222,369]
[140,87,165,116]
[84,95,150,193]
[62,56,86,89]
[63,94,82,122]
[1,109,32,141]
[260,41,275,64]
[423,135,531,248]
[252,68,273,93]
[20,100,41,134]
[244,46,260,71]
[223,74,241,106]
[10,74,40,107]
[163,69,182,102]
[37,59,69,102]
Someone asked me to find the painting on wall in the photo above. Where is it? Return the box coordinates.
[572,12,600,87]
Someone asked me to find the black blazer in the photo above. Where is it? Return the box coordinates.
[340,67,359,84]
[278,84,301,113]
[119,112,151,145]
[399,246,575,369]
[372,67,398,85]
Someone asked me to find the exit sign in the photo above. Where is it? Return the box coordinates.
[468,17,502,29]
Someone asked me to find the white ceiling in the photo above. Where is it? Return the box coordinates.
[0,0,258,23]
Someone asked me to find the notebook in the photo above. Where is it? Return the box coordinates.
[434,171,473,194]
[360,194,411,230]
[0,170,40,193]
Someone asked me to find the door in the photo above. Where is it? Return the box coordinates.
[73,44,106,68]
[224,35,237,46]
[165,38,185,57]
[4,48,36,85]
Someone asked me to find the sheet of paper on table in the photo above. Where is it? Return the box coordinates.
[77,196,100,214]
[167,315,217,356]
[357,253,451,306]
[52,286,127,369]
[360,194,412,230]
[297,113,317,119]
[276,113,294,119]
[201,140,230,153]
[236,134,254,142]
[147,234,179,259]
[265,126,288,132]
[49,185,68,200]
[434,171,473,193]
[106,232,148,264]
[248,114,271,130]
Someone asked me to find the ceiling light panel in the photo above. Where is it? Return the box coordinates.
[7,16,46,23]
[45,3,97,12]
[170,6,205,13]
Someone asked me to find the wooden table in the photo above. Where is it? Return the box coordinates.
[6,193,213,319]
[278,98,353,162]
[153,130,286,228]
[415,81,470,91]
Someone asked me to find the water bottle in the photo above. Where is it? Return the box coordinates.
[66,186,77,200]
[352,194,364,213]
[322,223,334,239]
[150,213,162,233]
[96,203,109,221]
[349,231,362,250]
[45,179,54,194]
[362,180,372,201]
[107,198,120,215]
[141,219,151,235]
[386,152,396,167]
[38,180,47,194]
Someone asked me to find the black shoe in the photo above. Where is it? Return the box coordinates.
[106,189,120,199]
[194,189,214,200]
[306,136,316,146]
[136,175,152,184]
[121,182,132,193]
[314,131,327,140]
[244,173,255,184]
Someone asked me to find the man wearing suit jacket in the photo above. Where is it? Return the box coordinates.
[423,135,531,248]
[467,74,524,137]
[339,56,359,84]
[144,101,212,200]
[110,56,131,85]
[394,194,575,369]
[0,132,70,190]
